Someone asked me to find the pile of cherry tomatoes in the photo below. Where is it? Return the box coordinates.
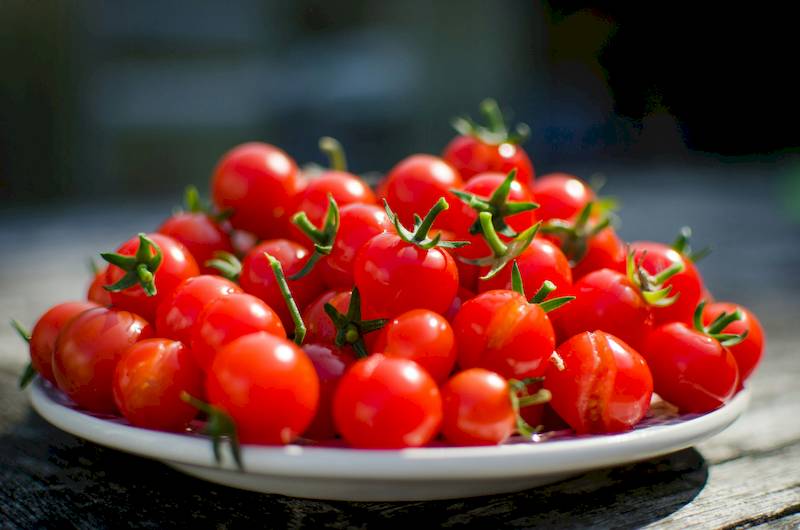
[16,100,764,463]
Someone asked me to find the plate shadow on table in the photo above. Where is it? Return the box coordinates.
[1,407,708,529]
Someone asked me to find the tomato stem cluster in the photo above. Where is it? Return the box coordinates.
[463,213,540,280]
[290,194,340,280]
[672,226,711,263]
[508,377,551,439]
[540,202,612,266]
[101,233,163,296]
[626,250,684,307]
[452,98,531,145]
[693,301,748,346]
[181,391,243,471]
[509,261,575,312]
[323,287,387,359]
[384,197,468,250]
[205,251,242,282]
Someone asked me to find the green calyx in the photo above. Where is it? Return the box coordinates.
[508,377,551,439]
[179,185,233,222]
[462,212,540,280]
[101,233,163,296]
[265,253,306,346]
[290,194,340,280]
[323,287,387,359]
[626,250,685,307]
[452,98,530,145]
[10,319,36,389]
[206,251,242,282]
[672,226,711,263]
[693,301,749,347]
[384,197,470,251]
[319,136,348,172]
[181,392,242,471]
[509,261,575,313]
[450,169,539,238]
[539,202,613,267]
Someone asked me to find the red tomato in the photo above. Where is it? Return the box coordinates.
[191,293,285,372]
[702,302,765,382]
[550,268,653,352]
[643,322,739,413]
[441,368,516,446]
[630,241,703,325]
[545,331,653,434]
[211,142,302,239]
[353,231,459,318]
[373,309,457,383]
[453,290,555,380]
[302,343,355,440]
[206,332,319,445]
[333,354,442,449]
[381,154,463,230]
[155,275,242,344]
[303,290,350,346]
[443,137,534,185]
[479,238,572,298]
[444,287,475,322]
[53,307,153,413]
[28,301,100,384]
[570,226,626,280]
[113,339,203,431]
[87,268,112,306]
[532,173,594,222]
[158,212,234,274]
[104,233,199,322]
[240,239,324,333]
[320,204,392,289]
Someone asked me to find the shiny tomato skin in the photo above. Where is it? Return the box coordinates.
[631,241,703,325]
[443,135,534,185]
[190,292,285,371]
[29,301,100,384]
[302,290,350,345]
[240,239,324,333]
[113,339,203,431]
[532,173,594,222]
[105,233,200,322]
[321,204,392,289]
[206,332,319,445]
[373,309,457,383]
[87,268,112,306]
[479,238,573,298]
[155,275,242,344]
[333,354,442,449]
[53,307,153,413]
[546,331,653,434]
[382,154,463,230]
[211,142,301,240]
[643,323,739,413]
[302,343,355,440]
[453,290,555,380]
[551,268,653,352]
[158,212,234,274]
[572,227,626,280]
[441,368,515,446]
[353,232,459,319]
[702,302,765,382]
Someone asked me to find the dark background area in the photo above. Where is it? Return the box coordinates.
[1,1,798,204]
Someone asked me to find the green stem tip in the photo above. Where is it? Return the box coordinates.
[265,253,306,346]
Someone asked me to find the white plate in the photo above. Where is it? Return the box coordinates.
[29,379,749,501]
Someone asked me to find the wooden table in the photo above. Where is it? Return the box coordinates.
[2,165,799,528]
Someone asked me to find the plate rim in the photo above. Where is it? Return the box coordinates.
[29,379,749,480]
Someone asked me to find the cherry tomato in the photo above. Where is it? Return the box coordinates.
[545,331,653,434]
[53,307,153,413]
[302,343,355,440]
[333,354,442,449]
[104,233,199,322]
[240,239,324,333]
[158,212,234,274]
[702,302,765,382]
[453,289,555,380]
[87,267,112,306]
[532,173,594,222]
[206,332,319,445]
[353,231,459,318]
[320,204,392,289]
[643,322,739,413]
[572,227,626,280]
[441,368,516,446]
[381,154,463,230]
[303,290,350,345]
[443,136,534,186]
[155,275,241,344]
[113,339,203,431]
[373,309,457,383]
[630,241,703,325]
[28,301,99,384]
[191,293,285,372]
[551,268,653,352]
[479,238,572,298]
[211,142,302,239]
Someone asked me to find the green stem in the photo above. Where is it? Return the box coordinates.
[413,198,449,243]
[529,280,556,304]
[292,212,325,241]
[652,261,685,284]
[510,261,524,296]
[319,136,347,171]
[19,363,37,389]
[479,212,508,256]
[181,392,242,471]
[10,319,31,342]
[706,309,743,335]
[480,98,506,135]
[265,253,306,345]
